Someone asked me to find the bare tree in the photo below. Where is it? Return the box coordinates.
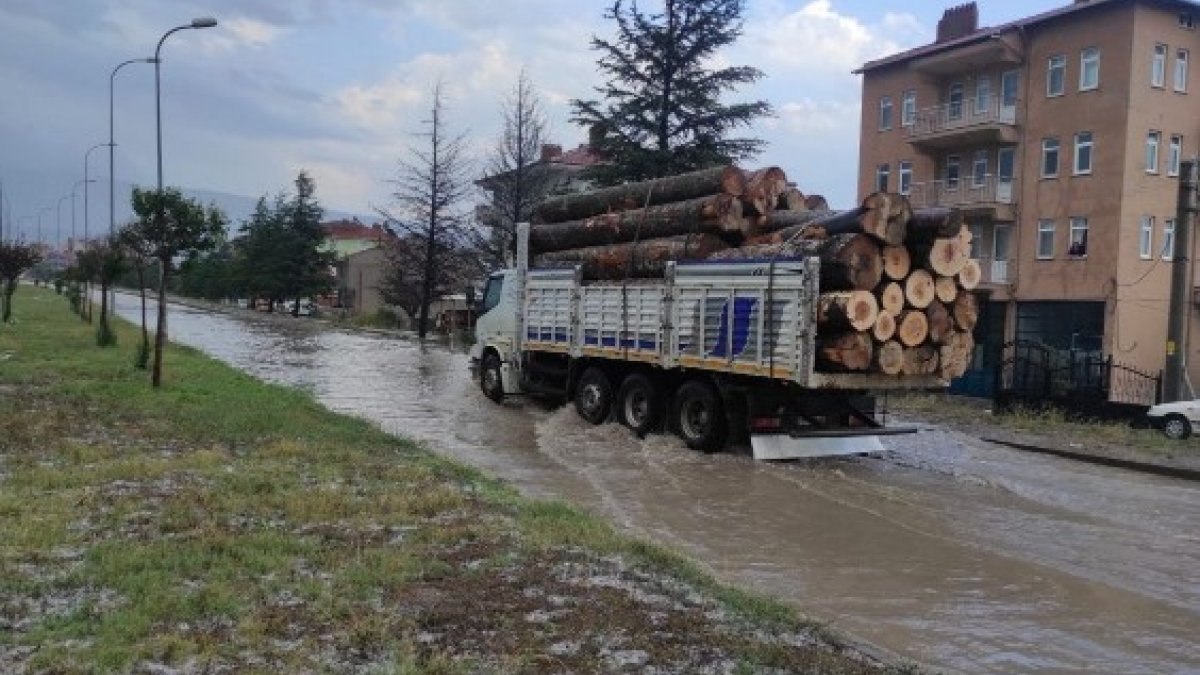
[475,70,556,267]
[378,80,476,338]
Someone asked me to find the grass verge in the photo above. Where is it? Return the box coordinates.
[1,287,909,674]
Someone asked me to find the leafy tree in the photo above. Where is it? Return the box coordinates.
[236,196,289,310]
[130,187,227,387]
[379,80,478,338]
[571,0,771,185]
[475,71,556,268]
[90,236,129,347]
[0,242,42,323]
[118,222,156,369]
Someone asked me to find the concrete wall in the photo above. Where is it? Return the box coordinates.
[338,247,388,316]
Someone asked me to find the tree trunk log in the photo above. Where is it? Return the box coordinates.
[905,207,964,242]
[934,276,959,304]
[925,300,954,345]
[952,291,979,331]
[741,167,789,216]
[532,234,728,280]
[958,258,982,290]
[882,245,911,281]
[777,187,807,212]
[897,309,930,347]
[878,281,904,316]
[873,309,897,342]
[904,269,936,309]
[804,194,830,212]
[816,332,874,372]
[748,207,867,243]
[924,236,970,277]
[530,194,745,253]
[817,291,879,333]
[533,165,747,223]
[874,340,904,375]
[939,330,975,379]
[902,345,940,376]
[710,233,882,291]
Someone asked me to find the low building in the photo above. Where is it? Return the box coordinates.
[336,246,390,316]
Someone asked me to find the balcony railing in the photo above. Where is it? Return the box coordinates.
[907,174,1014,209]
[970,255,1009,284]
[906,96,1017,140]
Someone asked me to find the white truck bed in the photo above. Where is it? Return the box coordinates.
[522,259,945,390]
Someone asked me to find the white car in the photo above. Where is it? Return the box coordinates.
[1145,399,1200,439]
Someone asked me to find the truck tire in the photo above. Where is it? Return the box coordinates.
[1162,413,1192,440]
[480,352,505,403]
[575,367,613,425]
[672,380,727,452]
[617,373,660,435]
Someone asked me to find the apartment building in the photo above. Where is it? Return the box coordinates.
[856,0,1200,397]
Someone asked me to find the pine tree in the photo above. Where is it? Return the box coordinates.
[571,0,771,185]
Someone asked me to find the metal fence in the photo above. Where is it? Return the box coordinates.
[994,340,1161,421]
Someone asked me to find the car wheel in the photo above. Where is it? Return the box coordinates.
[574,367,613,425]
[1162,413,1192,440]
[480,352,505,403]
[617,373,660,435]
[671,380,727,452]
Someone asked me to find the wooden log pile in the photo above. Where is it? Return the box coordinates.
[529,164,976,380]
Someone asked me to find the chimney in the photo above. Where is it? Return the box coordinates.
[936,2,979,43]
[540,144,563,162]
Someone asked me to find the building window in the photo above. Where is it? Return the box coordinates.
[1074,131,1093,175]
[1176,49,1189,92]
[879,96,893,130]
[975,76,991,114]
[972,150,988,187]
[1153,44,1167,87]
[898,160,912,195]
[946,155,961,189]
[1169,135,1182,176]
[1037,220,1056,259]
[1068,217,1088,257]
[1146,131,1161,173]
[901,90,916,127]
[1164,219,1176,259]
[1042,138,1060,178]
[969,224,984,259]
[876,163,890,192]
[948,83,964,121]
[1047,54,1066,96]
[1140,216,1155,259]
[1080,47,1100,90]
[1182,13,1196,29]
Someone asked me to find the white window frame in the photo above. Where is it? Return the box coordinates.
[1074,131,1094,175]
[1068,217,1088,258]
[1176,48,1189,92]
[972,150,988,187]
[878,96,893,131]
[1048,54,1066,96]
[948,82,964,121]
[1146,131,1161,174]
[876,163,890,192]
[898,160,912,195]
[1140,215,1155,259]
[1042,138,1060,178]
[1153,44,1167,87]
[1169,134,1182,176]
[1080,47,1100,91]
[1037,219,1056,259]
[901,90,916,127]
[975,76,991,114]
[1164,218,1176,260]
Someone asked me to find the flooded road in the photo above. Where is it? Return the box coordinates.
[113,295,1200,674]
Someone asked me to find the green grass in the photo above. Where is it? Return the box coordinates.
[0,287,894,673]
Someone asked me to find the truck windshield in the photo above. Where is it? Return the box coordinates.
[480,275,503,314]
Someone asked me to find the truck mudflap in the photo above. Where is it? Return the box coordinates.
[749,426,917,461]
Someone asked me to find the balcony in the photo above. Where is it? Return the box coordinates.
[908,174,1016,221]
[906,97,1018,150]
[973,256,1009,285]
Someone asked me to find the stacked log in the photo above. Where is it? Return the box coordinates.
[529,165,977,379]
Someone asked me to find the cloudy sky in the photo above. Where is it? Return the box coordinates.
[1,0,1057,242]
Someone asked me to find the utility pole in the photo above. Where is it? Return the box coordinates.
[1165,159,1198,402]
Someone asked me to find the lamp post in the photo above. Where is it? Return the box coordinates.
[156,17,217,193]
[56,194,70,251]
[110,57,155,239]
[70,178,94,254]
[84,142,109,249]
[38,207,53,245]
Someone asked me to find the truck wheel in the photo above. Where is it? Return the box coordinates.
[480,352,505,403]
[575,367,612,425]
[672,381,727,452]
[1162,414,1192,440]
[617,373,660,435]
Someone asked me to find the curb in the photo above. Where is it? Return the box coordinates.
[981,437,1200,482]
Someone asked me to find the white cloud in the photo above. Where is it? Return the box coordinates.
[224,17,284,48]
[775,99,861,135]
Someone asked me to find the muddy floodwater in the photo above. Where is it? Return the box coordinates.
[113,295,1200,674]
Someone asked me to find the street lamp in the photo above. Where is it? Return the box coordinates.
[155,17,218,193]
[110,57,155,239]
[84,142,110,249]
[56,194,70,251]
[70,178,95,253]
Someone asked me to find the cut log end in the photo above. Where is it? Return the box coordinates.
[958,258,982,290]
[817,332,874,372]
[897,310,930,347]
[904,269,936,309]
[902,345,940,376]
[926,237,970,277]
[817,291,879,333]
[935,276,959,304]
[873,310,897,342]
[879,281,905,317]
[882,245,912,281]
[952,292,979,331]
[874,340,904,375]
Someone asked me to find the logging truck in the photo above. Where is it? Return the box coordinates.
[468,223,940,459]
